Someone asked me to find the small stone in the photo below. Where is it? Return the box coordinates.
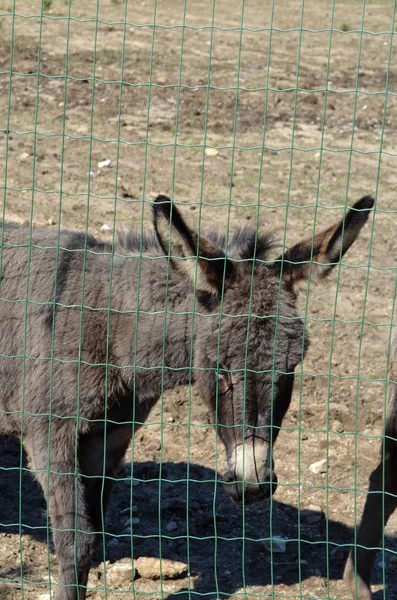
[309,458,327,474]
[121,184,135,199]
[47,217,56,226]
[20,152,30,160]
[262,536,287,553]
[165,521,177,532]
[134,557,188,580]
[100,224,112,232]
[301,504,324,524]
[107,559,136,586]
[224,570,231,575]
[300,559,308,565]
[131,517,140,525]
[38,595,53,600]
[390,554,397,564]
[147,440,161,452]
[98,159,111,168]
[120,505,138,515]
[205,147,219,157]
[377,561,386,569]
[156,75,167,84]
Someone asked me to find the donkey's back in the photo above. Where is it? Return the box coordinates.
[0,225,129,434]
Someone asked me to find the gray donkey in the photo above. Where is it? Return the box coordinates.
[344,330,397,599]
[0,194,373,599]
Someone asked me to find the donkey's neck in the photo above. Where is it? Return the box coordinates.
[118,258,197,397]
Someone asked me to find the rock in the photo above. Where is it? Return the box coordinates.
[100,224,112,232]
[301,504,324,524]
[205,147,219,157]
[135,557,188,580]
[107,559,136,586]
[165,521,177,532]
[147,439,161,452]
[47,217,56,226]
[38,595,53,600]
[98,159,111,168]
[390,554,397,564]
[262,536,287,553]
[121,505,138,515]
[309,458,327,474]
[121,184,136,198]
[20,152,30,160]
[156,75,167,85]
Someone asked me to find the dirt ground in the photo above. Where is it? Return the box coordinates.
[0,0,397,598]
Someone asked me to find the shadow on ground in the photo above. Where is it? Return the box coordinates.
[0,435,395,598]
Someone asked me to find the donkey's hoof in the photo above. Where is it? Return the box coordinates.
[343,556,373,600]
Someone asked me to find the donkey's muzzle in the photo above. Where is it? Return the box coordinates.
[223,470,278,505]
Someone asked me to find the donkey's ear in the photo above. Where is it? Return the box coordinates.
[153,195,235,295]
[273,196,374,287]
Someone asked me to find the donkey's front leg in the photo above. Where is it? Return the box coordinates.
[25,426,95,600]
[344,459,397,600]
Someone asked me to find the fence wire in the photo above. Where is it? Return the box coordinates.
[0,1,396,599]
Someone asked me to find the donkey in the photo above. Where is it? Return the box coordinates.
[344,330,397,599]
[0,194,373,599]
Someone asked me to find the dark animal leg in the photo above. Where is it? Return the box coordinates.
[344,457,397,600]
[78,426,133,555]
[25,427,95,600]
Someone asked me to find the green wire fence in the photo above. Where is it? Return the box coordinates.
[0,0,396,599]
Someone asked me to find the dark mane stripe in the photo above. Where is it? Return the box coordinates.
[118,226,274,261]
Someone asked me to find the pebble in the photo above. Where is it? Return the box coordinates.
[205,147,218,157]
[300,504,324,523]
[135,556,188,580]
[309,458,327,474]
[121,505,138,515]
[262,536,287,553]
[107,559,136,586]
[20,152,30,160]
[98,159,111,168]
[38,595,52,600]
[100,224,112,232]
[165,521,177,532]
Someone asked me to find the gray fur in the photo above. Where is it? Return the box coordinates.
[0,195,373,599]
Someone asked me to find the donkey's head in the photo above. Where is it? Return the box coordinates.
[153,195,374,505]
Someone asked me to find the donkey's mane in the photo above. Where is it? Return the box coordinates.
[118,226,275,260]
[0,221,274,261]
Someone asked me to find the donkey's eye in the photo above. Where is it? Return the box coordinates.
[217,365,233,395]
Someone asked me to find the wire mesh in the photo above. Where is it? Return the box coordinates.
[0,1,396,600]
